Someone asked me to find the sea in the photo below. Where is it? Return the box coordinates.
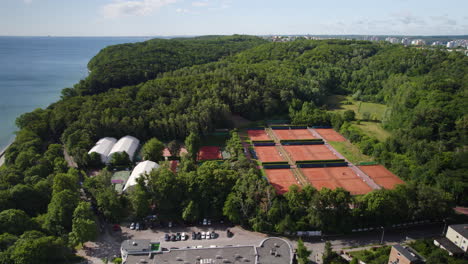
[0,36,149,153]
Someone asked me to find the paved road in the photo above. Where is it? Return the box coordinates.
[300,223,443,263]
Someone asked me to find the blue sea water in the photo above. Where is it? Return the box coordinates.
[0,36,148,152]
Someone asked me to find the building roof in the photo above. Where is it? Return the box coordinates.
[392,245,425,263]
[257,237,293,264]
[435,237,465,255]
[449,224,468,238]
[122,237,293,264]
[121,239,152,254]
[88,137,117,163]
[123,161,159,192]
[108,135,140,162]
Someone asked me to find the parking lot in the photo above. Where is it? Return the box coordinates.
[120,223,270,249]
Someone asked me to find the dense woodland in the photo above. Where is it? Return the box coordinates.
[0,35,466,263]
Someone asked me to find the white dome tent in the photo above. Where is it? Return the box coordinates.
[107,135,140,163]
[123,160,159,192]
[88,137,117,163]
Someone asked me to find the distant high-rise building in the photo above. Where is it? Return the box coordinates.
[401,38,411,45]
[447,41,456,48]
[385,37,400,44]
[431,41,443,46]
[411,39,425,46]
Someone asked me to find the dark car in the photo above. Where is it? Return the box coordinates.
[192,232,196,240]
[164,234,170,241]
[171,234,176,241]
[196,232,202,240]
[176,233,181,241]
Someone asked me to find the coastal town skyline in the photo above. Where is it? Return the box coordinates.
[1,0,467,36]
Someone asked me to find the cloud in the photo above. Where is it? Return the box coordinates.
[101,0,177,18]
[176,8,190,13]
[391,11,426,25]
[431,15,457,26]
[192,0,209,7]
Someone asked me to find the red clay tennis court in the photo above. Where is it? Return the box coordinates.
[283,145,339,161]
[265,169,300,195]
[247,130,271,141]
[197,146,222,160]
[301,167,373,195]
[273,129,316,140]
[359,165,405,189]
[254,146,284,162]
[315,129,346,142]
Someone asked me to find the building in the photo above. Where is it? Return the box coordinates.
[386,37,400,44]
[121,237,293,264]
[434,224,468,256]
[88,137,117,163]
[447,41,456,48]
[388,244,425,264]
[411,39,425,46]
[401,38,411,46]
[108,135,140,163]
[123,160,159,192]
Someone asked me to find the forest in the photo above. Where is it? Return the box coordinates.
[0,35,466,263]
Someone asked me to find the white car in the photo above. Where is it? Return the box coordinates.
[202,218,208,226]
[181,232,187,240]
[201,232,206,239]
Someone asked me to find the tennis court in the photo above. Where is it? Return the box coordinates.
[315,129,346,142]
[359,165,404,189]
[301,167,373,195]
[247,130,271,141]
[273,129,316,140]
[254,146,284,162]
[265,169,299,195]
[283,145,339,161]
[197,146,222,160]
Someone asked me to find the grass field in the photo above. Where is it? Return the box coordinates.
[329,141,374,164]
[352,121,391,142]
[326,95,388,121]
[348,246,390,264]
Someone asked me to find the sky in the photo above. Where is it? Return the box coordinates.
[1,0,467,36]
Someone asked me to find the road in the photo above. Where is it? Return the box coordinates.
[300,222,444,263]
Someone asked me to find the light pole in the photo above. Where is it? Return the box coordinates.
[380,226,385,245]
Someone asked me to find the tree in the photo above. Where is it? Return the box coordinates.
[142,138,165,161]
[43,190,79,235]
[297,238,311,264]
[95,188,124,222]
[182,200,200,223]
[0,233,18,251]
[185,132,201,161]
[167,140,181,157]
[69,202,98,247]
[323,241,333,264]
[0,209,33,235]
[129,179,150,219]
[109,151,132,167]
[343,110,356,122]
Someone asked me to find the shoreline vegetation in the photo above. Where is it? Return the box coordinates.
[0,35,466,263]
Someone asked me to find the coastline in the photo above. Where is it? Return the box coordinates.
[0,138,14,167]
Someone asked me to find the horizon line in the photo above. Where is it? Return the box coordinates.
[1,34,468,38]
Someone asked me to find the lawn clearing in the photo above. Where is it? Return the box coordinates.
[329,141,373,164]
[352,121,391,142]
[326,95,389,121]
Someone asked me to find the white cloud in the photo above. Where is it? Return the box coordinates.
[176,8,190,13]
[101,0,177,18]
[192,0,209,7]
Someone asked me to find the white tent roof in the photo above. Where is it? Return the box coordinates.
[88,137,117,163]
[123,160,159,192]
[108,135,140,162]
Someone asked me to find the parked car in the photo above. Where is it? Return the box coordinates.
[130,222,136,230]
[181,232,187,240]
[210,231,216,239]
[201,232,206,239]
[207,219,211,225]
[164,234,170,241]
[112,224,121,232]
[202,219,208,226]
[192,232,196,240]
[168,221,173,228]
[176,233,181,241]
[135,222,140,230]
[171,234,176,241]
[196,232,202,240]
